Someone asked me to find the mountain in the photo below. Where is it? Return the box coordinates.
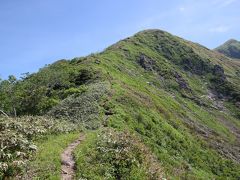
[1,29,240,179]
[215,39,240,59]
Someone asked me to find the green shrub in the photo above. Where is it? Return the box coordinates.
[74,69,94,85]
[63,85,87,98]
[74,129,164,179]
[49,82,110,129]
[0,116,77,178]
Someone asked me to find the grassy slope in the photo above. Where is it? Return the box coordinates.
[72,30,240,179]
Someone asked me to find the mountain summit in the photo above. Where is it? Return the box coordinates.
[215,39,240,59]
[1,29,240,179]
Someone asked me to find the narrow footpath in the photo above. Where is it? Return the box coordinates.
[61,134,84,180]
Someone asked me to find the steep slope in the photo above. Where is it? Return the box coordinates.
[1,29,240,179]
[215,39,240,59]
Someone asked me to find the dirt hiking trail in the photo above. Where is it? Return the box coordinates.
[61,134,84,180]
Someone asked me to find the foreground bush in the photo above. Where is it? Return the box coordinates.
[74,129,164,179]
[0,116,77,178]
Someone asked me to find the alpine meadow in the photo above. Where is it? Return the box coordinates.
[0,28,240,179]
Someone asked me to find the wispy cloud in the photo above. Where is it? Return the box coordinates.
[178,7,185,12]
[213,0,237,7]
[222,0,236,6]
[209,26,230,33]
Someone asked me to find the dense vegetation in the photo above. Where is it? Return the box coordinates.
[1,29,240,179]
[74,129,164,179]
[215,39,240,59]
[0,116,77,178]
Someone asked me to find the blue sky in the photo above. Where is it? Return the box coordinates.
[0,0,239,79]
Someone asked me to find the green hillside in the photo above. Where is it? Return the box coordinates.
[215,39,240,59]
[1,29,240,179]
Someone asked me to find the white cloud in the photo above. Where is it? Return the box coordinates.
[209,26,230,33]
[213,0,237,7]
[179,7,185,12]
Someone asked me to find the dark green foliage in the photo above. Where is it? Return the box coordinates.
[73,68,94,85]
[0,60,101,116]
[0,75,18,116]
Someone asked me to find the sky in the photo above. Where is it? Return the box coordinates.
[0,0,239,79]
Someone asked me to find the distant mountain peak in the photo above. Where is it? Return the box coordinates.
[226,39,238,43]
[215,39,240,59]
[223,39,239,45]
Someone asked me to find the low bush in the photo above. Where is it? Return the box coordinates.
[74,129,164,179]
[49,82,110,129]
[0,116,77,178]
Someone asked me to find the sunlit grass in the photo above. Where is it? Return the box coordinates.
[24,132,80,179]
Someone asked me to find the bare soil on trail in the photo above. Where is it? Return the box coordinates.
[61,134,84,180]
